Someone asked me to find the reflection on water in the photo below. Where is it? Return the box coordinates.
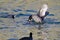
[16,13,31,17]
[0,12,13,18]
[0,10,54,18]
[8,38,18,40]
[0,27,9,29]
[13,9,37,12]
[12,9,22,12]
[47,21,60,24]
[48,14,54,16]
[16,13,54,18]
[23,18,60,26]
[45,18,60,24]
[26,10,37,12]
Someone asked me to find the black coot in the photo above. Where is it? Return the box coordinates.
[19,32,33,40]
[12,15,15,19]
[28,15,32,22]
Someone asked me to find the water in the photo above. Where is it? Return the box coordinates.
[0,0,60,40]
